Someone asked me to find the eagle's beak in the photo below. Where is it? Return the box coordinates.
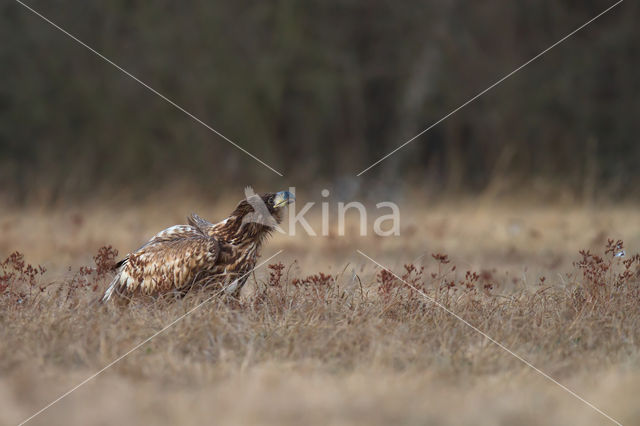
[274,191,295,208]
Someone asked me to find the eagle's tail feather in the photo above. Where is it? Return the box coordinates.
[101,275,119,303]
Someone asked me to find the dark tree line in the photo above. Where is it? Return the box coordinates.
[1,0,638,203]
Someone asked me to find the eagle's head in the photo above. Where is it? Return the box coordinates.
[230,190,295,234]
[264,191,295,214]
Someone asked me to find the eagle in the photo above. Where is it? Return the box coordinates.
[101,190,294,302]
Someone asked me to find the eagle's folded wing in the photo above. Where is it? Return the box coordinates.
[102,226,219,301]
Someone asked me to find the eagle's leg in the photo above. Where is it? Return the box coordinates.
[174,287,191,299]
[224,275,249,298]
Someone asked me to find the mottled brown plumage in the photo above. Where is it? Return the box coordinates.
[101,191,293,302]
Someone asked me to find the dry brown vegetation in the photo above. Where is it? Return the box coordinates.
[1,203,640,425]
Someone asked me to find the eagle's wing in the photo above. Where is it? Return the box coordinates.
[102,224,220,302]
[187,213,215,234]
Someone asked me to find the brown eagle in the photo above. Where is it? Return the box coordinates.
[101,190,294,302]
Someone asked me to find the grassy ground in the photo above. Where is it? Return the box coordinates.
[1,200,640,425]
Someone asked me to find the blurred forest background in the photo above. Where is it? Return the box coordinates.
[0,0,637,205]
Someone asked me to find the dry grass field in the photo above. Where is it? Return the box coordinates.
[1,199,640,425]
